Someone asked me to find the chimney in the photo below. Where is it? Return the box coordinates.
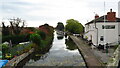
[107,9,116,21]
[95,14,99,19]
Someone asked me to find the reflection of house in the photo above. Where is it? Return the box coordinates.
[84,9,120,46]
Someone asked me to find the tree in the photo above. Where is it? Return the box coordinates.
[29,33,41,46]
[35,30,46,40]
[65,19,84,34]
[56,22,64,31]
[9,18,26,35]
[39,24,54,36]
[2,22,10,36]
[9,18,26,28]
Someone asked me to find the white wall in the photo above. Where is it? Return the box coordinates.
[118,23,120,42]
[84,23,97,45]
[96,22,119,45]
[84,22,120,46]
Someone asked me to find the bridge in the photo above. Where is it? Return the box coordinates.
[70,35,104,68]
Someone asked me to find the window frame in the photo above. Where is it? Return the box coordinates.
[102,25,115,29]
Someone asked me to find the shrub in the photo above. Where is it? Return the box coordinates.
[35,30,46,40]
[0,44,9,59]
[29,33,41,46]
[2,34,30,44]
[0,44,9,51]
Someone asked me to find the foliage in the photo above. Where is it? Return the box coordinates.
[65,19,84,34]
[39,24,54,36]
[2,34,30,44]
[0,44,9,59]
[2,18,26,35]
[30,33,41,46]
[35,30,46,40]
[56,22,64,31]
[42,36,53,46]
[65,39,77,50]
[0,44,9,51]
[27,27,36,31]
[2,27,10,36]
[1,23,54,59]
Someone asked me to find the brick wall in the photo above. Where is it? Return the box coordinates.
[107,9,116,21]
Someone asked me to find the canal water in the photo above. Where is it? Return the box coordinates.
[23,32,86,66]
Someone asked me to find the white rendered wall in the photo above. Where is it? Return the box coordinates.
[84,22,120,46]
[84,23,97,45]
[96,22,119,45]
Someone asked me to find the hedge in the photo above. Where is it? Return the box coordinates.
[2,34,30,44]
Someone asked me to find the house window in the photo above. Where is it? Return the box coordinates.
[102,25,115,29]
[100,36,104,41]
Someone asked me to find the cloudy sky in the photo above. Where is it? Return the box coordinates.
[0,0,120,27]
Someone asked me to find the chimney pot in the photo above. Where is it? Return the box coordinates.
[95,14,99,19]
[110,9,112,12]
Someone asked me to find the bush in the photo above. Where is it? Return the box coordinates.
[0,44,9,59]
[2,34,30,44]
[0,44,9,50]
[35,30,46,40]
[29,33,41,46]
[27,27,36,31]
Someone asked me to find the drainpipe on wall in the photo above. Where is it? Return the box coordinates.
[94,13,99,46]
[94,20,98,46]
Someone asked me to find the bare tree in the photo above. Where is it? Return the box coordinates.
[8,17,26,35]
[9,18,26,27]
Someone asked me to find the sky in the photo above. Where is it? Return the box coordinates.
[0,0,120,27]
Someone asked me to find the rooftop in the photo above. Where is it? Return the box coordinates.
[85,16,120,25]
[85,9,120,25]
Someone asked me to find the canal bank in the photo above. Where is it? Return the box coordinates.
[21,32,86,67]
[70,35,104,68]
[3,32,54,68]
[4,48,34,68]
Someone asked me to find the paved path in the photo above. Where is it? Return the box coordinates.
[70,35,104,68]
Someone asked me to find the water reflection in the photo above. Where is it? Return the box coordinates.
[65,38,78,50]
[30,51,49,61]
[22,32,85,67]
[17,46,51,67]
[57,35,64,40]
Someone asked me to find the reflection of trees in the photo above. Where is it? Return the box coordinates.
[57,35,64,40]
[30,51,48,61]
[65,38,77,50]
[30,45,52,61]
[56,22,64,31]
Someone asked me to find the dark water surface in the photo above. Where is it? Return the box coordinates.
[23,32,85,66]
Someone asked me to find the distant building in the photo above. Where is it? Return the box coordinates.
[118,1,120,18]
[84,9,120,46]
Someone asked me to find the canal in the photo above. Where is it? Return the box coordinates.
[22,32,86,67]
